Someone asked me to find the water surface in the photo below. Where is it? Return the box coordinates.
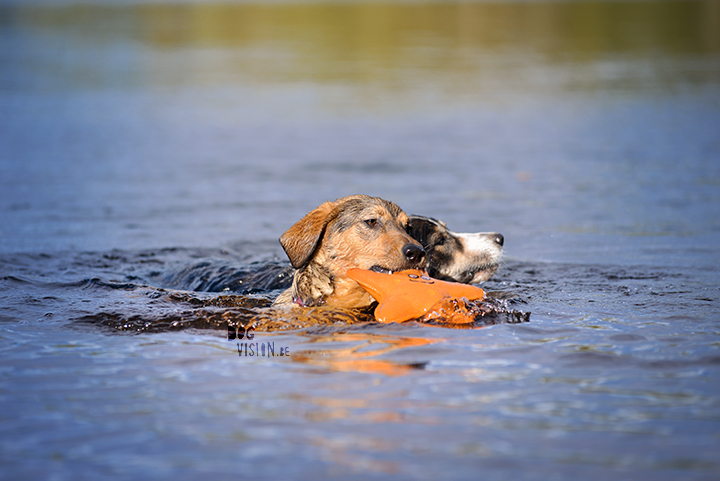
[1,1,719,479]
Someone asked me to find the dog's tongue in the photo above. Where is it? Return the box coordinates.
[347,268,484,323]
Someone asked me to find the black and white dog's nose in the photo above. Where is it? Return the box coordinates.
[494,234,504,247]
[403,244,425,264]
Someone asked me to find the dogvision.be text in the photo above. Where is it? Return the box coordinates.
[228,323,290,357]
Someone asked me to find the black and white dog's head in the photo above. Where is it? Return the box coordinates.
[407,215,503,284]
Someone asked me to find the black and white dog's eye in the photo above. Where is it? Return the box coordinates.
[364,219,378,228]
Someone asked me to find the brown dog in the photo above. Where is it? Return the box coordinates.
[273,195,426,309]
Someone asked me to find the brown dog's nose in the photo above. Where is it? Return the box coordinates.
[494,234,504,247]
[403,244,425,264]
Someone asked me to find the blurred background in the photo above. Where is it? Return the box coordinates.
[1,0,719,265]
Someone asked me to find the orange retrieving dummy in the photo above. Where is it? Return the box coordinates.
[346,268,485,324]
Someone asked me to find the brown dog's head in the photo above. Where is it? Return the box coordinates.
[278,195,425,308]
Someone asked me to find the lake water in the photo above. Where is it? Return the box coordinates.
[1,0,720,479]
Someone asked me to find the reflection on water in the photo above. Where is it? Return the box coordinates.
[292,332,438,376]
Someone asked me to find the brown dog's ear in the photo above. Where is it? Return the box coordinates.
[280,200,337,268]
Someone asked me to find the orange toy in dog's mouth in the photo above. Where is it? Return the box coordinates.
[346,268,485,324]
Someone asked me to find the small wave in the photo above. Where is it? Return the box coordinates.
[75,291,528,334]
[80,278,144,291]
[4,248,529,333]
[1,275,35,286]
[162,259,293,293]
[76,303,372,334]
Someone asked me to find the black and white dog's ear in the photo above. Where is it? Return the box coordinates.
[406,215,443,247]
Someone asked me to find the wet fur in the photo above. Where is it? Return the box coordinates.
[274,195,426,309]
[407,215,503,284]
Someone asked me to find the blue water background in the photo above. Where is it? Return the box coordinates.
[1,1,719,480]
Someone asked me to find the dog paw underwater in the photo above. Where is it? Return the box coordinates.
[79,195,529,334]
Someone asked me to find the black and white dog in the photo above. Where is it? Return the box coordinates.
[407,215,503,284]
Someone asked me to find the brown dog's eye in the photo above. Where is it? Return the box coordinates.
[364,219,378,228]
